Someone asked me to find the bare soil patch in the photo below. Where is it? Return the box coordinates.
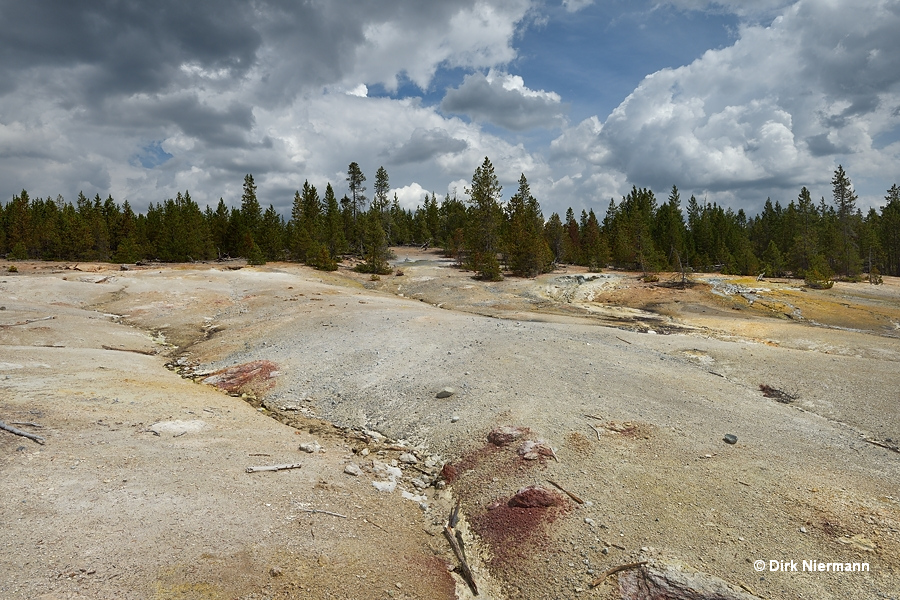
[2,254,899,599]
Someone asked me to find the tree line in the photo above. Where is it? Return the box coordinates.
[2,158,898,282]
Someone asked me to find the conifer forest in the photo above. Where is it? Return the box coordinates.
[2,158,899,283]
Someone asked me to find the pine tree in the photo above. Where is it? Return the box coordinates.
[562,207,580,264]
[240,174,262,257]
[323,183,348,259]
[465,157,503,280]
[356,211,391,274]
[881,184,900,276]
[373,166,390,213]
[260,204,284,261]
[543,212,564,264]
[504,174,552,277]
[653,185,687,270]
[791,187,818,275]
[580,209,608,271]
[832,165,860,276]
[346,162,367,254]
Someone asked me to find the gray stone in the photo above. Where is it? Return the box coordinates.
[723,434,738,445]
[343,463,362,476]
[398,452,418,464]
[436,387,456,399]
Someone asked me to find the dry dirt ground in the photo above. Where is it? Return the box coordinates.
[1,248,899,600]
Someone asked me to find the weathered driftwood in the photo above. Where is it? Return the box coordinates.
[0,420,46,444]
[246,462,303,473]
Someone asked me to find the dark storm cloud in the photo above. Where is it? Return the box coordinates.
[144,95,256,148]
[388,128,469,165]
[0,0,261,100]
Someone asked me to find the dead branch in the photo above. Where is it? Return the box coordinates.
[590,561,648,588]
[10,421,43,428]
[101,345,157,356]
[298,508,347,518]
[615,336,632,344]
[448,499,461,528]
[365,518,388,532]
[0,420,46,444]
[1,315,56,328]
[589,424,603,441]
[546,479,585,504]
[246,462,303,473]
[443,526,478,595]
[865,438,900,453]
[584,414,604,421]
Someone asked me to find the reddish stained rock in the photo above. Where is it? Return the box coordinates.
[201,360,279,394]
[440,463,458,483]
[517,439,556,461]
[487,425,529,446]
[507,486,563,508]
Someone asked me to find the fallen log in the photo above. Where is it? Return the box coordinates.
[0,420,46,445]
[245,462,303,473]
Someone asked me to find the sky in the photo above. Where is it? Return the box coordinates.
[1,0,899,219]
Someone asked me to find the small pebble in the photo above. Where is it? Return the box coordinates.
[584,518,596,526]
[723,433,738,445]
[800,526,807,533]
[450,415,460,423]
[343,463,362,477]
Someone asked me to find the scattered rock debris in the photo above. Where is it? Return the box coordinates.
[487,425,529,446]
[617,560,762,600]
[200,360,280,395]
[759,383,797,403]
